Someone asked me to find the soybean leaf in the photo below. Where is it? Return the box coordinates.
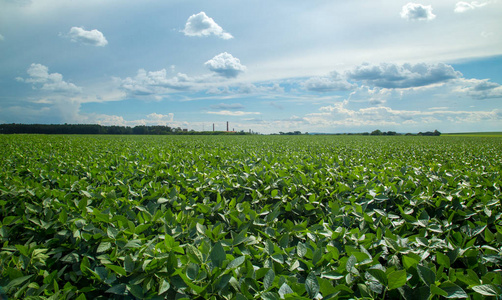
[186,263,199,281]
[210,241,226,268]
[387,270,407,290]
[430,285,448,297]
[438,282,468,299]
[346,255,357,273]
[436,252,450,268]
[417,265,435,287]
[105,264,127,276]
[158,279,170,295]
[227,256,246,270]
[105,283,127,295]
[305,272,320,298]
[367,269,388,286]
[97,241,111,253]
[278,283,294,298]
[472,284,502,296]
[297,242,307,258]
[264,269,275,290]
[127,284,144,299]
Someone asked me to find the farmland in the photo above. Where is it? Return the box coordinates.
[1,134,501,299]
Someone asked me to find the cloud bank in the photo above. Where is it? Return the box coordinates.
[68,27,108,47]
[346,62,461,88]
[306,100,501,128]
[183,12,233,39]
[400,3,436,21]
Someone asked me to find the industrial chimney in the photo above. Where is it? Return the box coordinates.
[226,121,229,132]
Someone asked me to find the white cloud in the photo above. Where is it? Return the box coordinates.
[400,3,436,21]
[303,71,356,92]
[207,110,260,116]
[68,27,108,47]
[18,63,82,94]
[454,1,488,13]
[346,62,461,88]
[205,52,246,78]
[120,69,201,95]
[183,12,233,39]
[143,113,174,124]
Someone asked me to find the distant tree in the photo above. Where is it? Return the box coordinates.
[371,129,382,135]
[433,130,441,136]
[133,125,148,134]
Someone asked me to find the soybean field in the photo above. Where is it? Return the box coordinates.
[0,134,501,299]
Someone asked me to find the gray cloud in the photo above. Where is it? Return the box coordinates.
[183,12,233,39]
[400,3,436,21]
[303,71,356,92]
[346,62,461,88]
[468,80,502,99]
[205,52,246,78]
[68,27,108,47]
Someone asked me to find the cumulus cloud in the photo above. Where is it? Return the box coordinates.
[346,62,461,88]
[17,63,82,94]
[207,110,260,116]
[205,52,246,78]
[400,3,436,21]
[68,27,108,47]
[183,12,233,39]
[303,71,356,92]
[120,69,199,95]
[454,1,488,13]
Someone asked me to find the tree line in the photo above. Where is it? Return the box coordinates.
[369,129,441,136]
[0,124,250,135]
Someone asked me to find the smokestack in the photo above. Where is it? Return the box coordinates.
[213,123,214,131]
[227,121,229,132]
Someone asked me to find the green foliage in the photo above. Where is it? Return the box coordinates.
[0,134,501,299]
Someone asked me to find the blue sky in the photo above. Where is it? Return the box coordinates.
[1,0,501,133]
